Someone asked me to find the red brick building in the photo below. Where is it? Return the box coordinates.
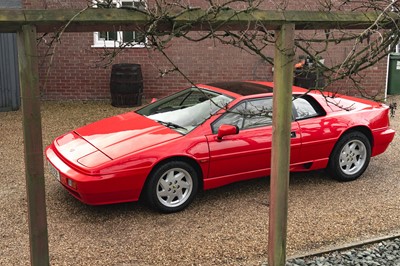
[22,0,389,101]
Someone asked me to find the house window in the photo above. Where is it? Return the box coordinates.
[92,0,146,48]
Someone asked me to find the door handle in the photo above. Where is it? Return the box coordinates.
[291,131,296,138]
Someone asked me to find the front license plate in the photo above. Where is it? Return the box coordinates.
[48,161,60,182]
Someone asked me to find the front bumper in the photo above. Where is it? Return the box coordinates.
[45,145,147,205]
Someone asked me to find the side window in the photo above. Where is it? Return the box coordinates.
[243,98,273,129]
[293,96,324,120]
[212,98,273,133]
[212,102,246,132]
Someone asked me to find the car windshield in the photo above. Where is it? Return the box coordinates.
[136,87,233,134]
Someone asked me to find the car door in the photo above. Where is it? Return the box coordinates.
[293,95,344,165]
[205,97,301,186]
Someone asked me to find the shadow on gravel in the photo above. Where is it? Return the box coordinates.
[49,169,334,218]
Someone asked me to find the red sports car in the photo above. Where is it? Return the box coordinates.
[46,81,395,212]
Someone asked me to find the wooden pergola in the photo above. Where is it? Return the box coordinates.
[0,8,396,266]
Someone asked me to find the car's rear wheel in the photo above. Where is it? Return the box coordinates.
[145,161,198,213]
[328,131,371,181]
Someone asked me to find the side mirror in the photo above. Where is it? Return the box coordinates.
[217,124,239,141]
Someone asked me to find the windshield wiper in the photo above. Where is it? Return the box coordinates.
[155,120,187,131]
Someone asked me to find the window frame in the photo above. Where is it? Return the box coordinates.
[92,0,147,48]
[211,97,274,133]
[292,94,326,121]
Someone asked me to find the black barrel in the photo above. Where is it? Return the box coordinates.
[110,64,143,107]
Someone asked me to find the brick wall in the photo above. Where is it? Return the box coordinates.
[23,0,389,100]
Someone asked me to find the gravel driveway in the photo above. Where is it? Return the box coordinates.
[0,97,399,265]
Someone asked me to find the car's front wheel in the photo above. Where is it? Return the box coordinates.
[145,161,198,213]
[328,131,371,181]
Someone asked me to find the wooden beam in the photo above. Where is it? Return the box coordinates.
[268,23,295,266]
[0,8,396,33]
[17,25,50,266]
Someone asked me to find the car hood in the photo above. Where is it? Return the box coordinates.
[72,112,183,159]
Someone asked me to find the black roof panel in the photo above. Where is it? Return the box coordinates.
[207,81,273,96]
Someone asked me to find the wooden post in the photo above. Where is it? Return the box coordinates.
[268,23,295,266]
[17,25,50,266]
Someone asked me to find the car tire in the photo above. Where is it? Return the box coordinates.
[328,131,371,182]
[145,161,198,213]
